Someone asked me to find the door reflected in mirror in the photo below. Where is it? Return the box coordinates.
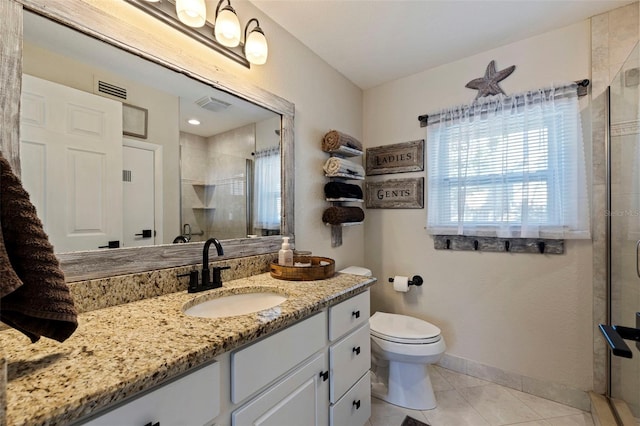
[21,11,281,253]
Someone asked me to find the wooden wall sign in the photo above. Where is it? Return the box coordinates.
[365,178,424,209]
[366,139,424,175]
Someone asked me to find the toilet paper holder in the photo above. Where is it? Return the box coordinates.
[388,275,423,287]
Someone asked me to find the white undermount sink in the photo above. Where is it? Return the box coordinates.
[183,292,288,319]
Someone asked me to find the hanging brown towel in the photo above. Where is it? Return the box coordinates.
[322,206,365,225]
[322,130,363,153]
[0,152,78,343]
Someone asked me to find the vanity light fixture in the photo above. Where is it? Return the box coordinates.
[214,0,241,47]
[125,0,268,68]
[176,0,206,28]
[244,18,268,65]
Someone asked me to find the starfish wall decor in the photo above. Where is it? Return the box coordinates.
[465,60,516,99]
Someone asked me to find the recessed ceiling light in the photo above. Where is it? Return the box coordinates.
[187,118,201,125]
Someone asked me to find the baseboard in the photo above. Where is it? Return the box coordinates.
[438,353,591,411]
[590,392,618,426]
[611,398,637,425]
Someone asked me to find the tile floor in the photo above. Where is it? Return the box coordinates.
[366,365,594,426]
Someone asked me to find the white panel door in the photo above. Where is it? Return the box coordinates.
[20,74,123,252]
[123,144,155,247]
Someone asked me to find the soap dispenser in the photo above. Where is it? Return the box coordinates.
[278,237,294,266]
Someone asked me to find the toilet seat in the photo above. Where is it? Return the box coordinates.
[370,312,441,344]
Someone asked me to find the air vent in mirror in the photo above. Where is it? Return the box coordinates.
[97,80,127,100]
[196,96,231,112]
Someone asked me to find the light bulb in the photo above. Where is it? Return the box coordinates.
[176,0,206,28]
[214,7,241,47]
[245,29,268,65]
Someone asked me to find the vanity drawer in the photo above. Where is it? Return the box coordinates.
[231,312,327,403]
[330,371,371,426]
[81,362,220,426]
[329,322,371,402]
[328,290,370,341]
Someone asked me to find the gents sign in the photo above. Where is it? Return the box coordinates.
[365,178,424,209]
[366,139,424,175]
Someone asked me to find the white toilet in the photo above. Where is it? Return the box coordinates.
[339,266,446,411]
[369,311,445,410]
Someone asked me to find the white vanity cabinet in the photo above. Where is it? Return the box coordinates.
[80,290,371,426]
[229,289,371,426]
[328,290,371,426]
[80,362,220,426]
[229,312,328,426]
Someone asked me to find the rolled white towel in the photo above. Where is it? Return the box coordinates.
[323,157,365,177]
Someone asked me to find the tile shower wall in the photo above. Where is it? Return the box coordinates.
[180,124,254,241]
[590,1,640,395]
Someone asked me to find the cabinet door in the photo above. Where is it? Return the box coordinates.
[81,362,220,426]
[328,290,369,341]
[329,323,371,403]
[232,352,328,426]
[232,312,326,403]
[330,373,371,426]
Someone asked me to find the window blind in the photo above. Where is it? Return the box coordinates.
[426,84,590,239]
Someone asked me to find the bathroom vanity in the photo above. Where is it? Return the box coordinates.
[1,272,374,426]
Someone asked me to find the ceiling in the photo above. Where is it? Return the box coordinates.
[251,0,634,90]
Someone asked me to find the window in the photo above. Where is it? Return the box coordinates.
[253,146,281,231]
[426,84,590,239]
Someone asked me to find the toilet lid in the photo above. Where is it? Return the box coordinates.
[369,312,441,344]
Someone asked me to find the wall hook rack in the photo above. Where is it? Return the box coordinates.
[433,235,564,255]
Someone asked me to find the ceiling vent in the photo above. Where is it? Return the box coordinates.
[96,80,127,100]
[196,96,231,112]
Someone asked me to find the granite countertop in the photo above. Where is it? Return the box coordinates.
[2,272,375,426]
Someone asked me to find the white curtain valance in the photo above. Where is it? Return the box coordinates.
[426,83,590,239]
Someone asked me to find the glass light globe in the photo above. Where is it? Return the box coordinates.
[214,7,241,47]
[176,0,206,28]
[245,29,268,65]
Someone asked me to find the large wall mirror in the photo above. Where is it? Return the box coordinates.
[1,1,294,282]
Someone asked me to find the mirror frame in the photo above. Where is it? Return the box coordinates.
[1,0,295,282]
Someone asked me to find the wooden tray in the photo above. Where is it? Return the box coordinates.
[270,256,335,281]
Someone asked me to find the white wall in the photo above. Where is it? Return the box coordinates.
[226,1,366,268]
[363,21,594,391]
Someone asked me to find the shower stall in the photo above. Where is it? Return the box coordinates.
[604,42,640,419]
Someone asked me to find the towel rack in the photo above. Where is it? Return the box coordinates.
[323,150,364,248]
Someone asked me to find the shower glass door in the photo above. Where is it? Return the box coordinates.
[609,42,640,417]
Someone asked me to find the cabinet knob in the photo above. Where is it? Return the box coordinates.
[143,422,160,426]
[352,310,360,319]
[352,346,361,355]
[319,370,329,381]
[353,400,361,410]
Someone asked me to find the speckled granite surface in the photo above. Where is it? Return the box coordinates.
[2,272,375,426]
[0,349,5,426]
[69,253,278,313]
